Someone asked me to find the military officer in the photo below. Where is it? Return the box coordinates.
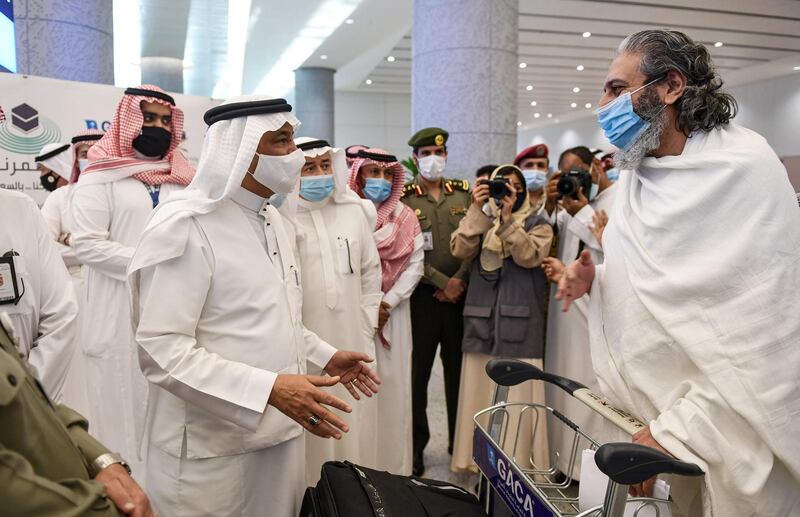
[402,127,471,476]
[0,316,154,516]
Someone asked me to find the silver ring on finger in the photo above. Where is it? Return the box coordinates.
[308,414,321,427]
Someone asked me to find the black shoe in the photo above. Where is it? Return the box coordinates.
[413,452,425,477]
[447,443,453,455]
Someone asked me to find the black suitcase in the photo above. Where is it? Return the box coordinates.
[300,461,486,517]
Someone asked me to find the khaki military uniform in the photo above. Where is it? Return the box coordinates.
[401,176,471,461]
[0,318,121,516]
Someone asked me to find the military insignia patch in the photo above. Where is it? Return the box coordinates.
[434,134,444,146]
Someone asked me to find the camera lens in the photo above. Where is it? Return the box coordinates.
[557,176,577,197]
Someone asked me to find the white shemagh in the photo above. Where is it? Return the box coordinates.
[38,142,72,180]
[417,155,445,180]
[590,124,800,516]
[128,95,301,277]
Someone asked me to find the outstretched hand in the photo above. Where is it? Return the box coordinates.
[589,209,609,246]
[542,257,566,284]
[555,250,595,311]
[324,351,381,400]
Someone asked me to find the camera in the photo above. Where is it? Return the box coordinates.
[479,178,511,201]
[557,169,593,200]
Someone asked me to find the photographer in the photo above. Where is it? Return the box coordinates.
[540,145,617,479]
[448,165,553,473]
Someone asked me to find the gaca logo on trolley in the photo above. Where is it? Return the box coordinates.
[495,454,537,517]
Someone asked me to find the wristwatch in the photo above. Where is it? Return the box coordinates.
[92,452,132,475]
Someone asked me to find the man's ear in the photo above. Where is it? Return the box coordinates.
[663,69,687,106]
[411,153,419,166]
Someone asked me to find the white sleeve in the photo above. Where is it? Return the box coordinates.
[382,233,424,309]
[40,190,80,269]
[567,204,602,254]
[71,184,135,282]
[134,222,277,432]
[26,200,78,401]
[359,218,383,340]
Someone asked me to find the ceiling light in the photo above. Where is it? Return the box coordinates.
[365,79,372,85]
[320,54,328,60]
[585,103,592,109]
[582,32,591,38]
[714,42,723,48]
[794,66,800,71]
[525,84,533,91]
[530,101,537,106]
[570,102,577,108]
[519,62,528,69]
[387,56,396,62]
[517,121,523,127]
[573,87,581,93]
[534,113,540,118]
[547,113,553,118]
[576,65,584,71]
[345,18,354,24]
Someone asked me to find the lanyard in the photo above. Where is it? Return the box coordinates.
[144,184,162,208]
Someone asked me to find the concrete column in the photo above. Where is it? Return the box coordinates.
[294,67,335,143]
[141,57,184,93]
[412,0,518,179]
[13,0,113,84]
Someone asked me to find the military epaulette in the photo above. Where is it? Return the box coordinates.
[403,182,424,197]
[446,179,470,192]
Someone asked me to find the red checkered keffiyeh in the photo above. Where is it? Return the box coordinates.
[348,148,420,294]
[69,129,104,183]
[83,85,195,186]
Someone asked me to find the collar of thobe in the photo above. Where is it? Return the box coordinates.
[297,196,338,309]
[230,186,270,213]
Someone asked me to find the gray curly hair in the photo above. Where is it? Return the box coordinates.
[619,29,737,135]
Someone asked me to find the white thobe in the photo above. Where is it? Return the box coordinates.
[132,189,337,517]
[373,203,425,475]
[544,185,624,479]
[0,189,78,400]
[295,196,383,483]
[40,184,89,415]
[589,125,800,517]
[71,176,183,478]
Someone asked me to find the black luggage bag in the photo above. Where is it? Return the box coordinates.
[300,461,485,517]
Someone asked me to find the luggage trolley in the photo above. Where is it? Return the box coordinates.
[473,359,704,517]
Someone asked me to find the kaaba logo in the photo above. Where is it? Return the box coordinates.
[0,103,62,155]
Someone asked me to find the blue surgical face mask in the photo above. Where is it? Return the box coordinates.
[363,178,392,204]
[596,78,660,150]
[78,158,89,172]
[522,169,547,191]
[300,175,335,202]
[269,193,287,208]
[606,168,620,182]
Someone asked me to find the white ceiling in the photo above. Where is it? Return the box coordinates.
[135,0,800,127]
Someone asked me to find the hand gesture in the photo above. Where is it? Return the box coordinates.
[269,374,352,439]
[436,277,465,303]
[630,427,672,498]
[95,464,156,517]
[589,209,609,246]
[499,182,517,222]
[561,186,589,216]
[377,301,391,332]
[472,180,490,209]
[324,351,381,400]
[555,250,595,311]
[541,257,566,284]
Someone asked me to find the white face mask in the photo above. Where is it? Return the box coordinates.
[417,155,446,180]
[248,149,305,195]
[78,158,89,172]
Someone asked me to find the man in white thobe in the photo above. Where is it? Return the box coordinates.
[294,137,384,483]
[128,97,381,517]
[0,189,77,400]
[541,146,618,479]
[557,29,800,517]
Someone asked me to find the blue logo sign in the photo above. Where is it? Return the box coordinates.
[0,103,62,155]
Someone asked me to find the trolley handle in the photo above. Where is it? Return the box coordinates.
[486,358,647,436]
[486,358,586,393]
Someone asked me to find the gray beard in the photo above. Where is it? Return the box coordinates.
[614,109,668,171]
